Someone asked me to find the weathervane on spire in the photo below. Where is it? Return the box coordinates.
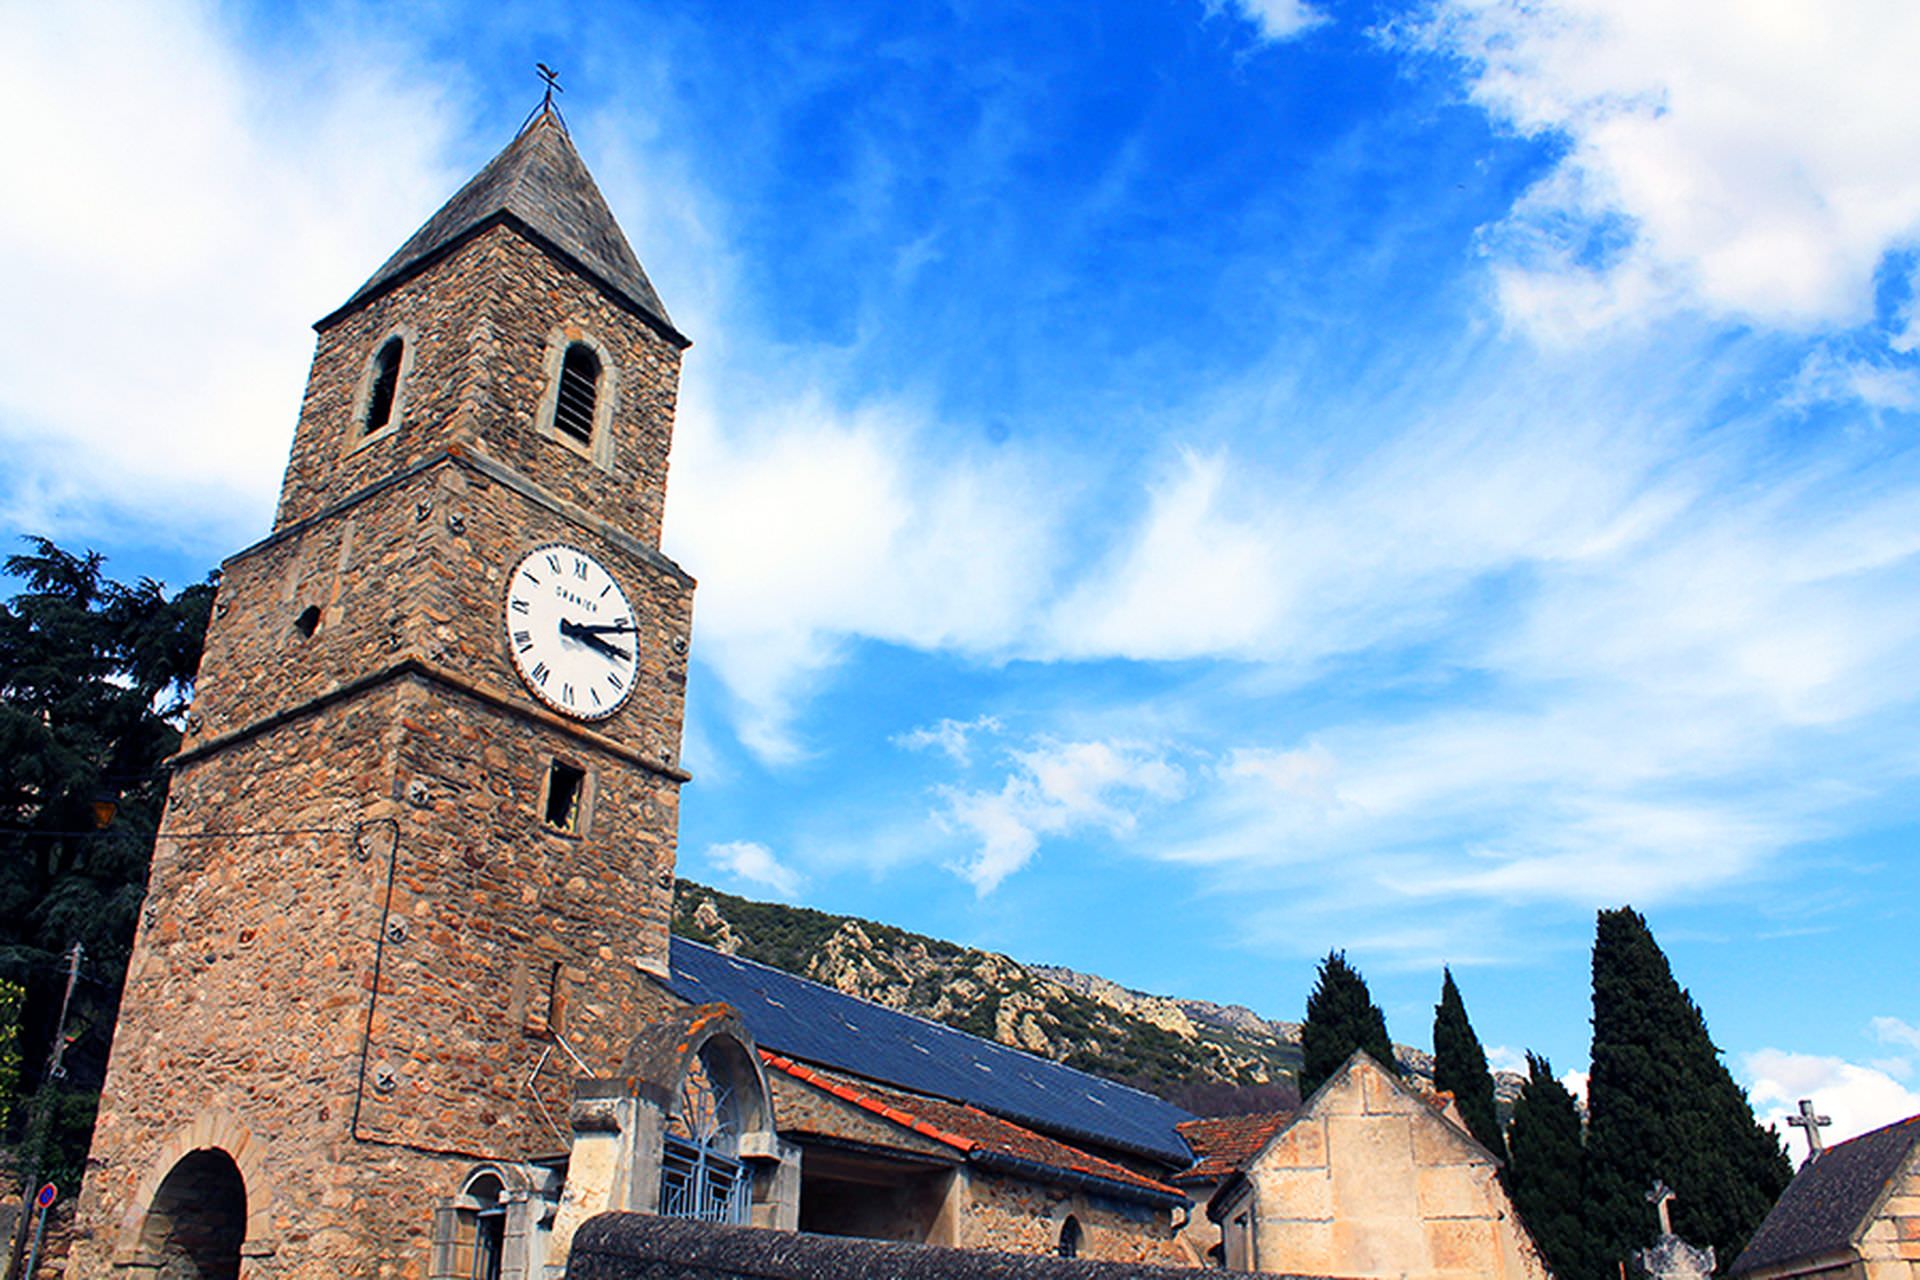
[524,62,569,133]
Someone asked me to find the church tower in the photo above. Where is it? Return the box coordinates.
[73,109,696,1278]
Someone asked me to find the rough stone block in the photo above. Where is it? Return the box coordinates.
[1266,1117,1327,1169]
[1427,1218,1497,1273]
[1328,1114,1419,1219]
[1262,1218,1335,1275]
[1417,1163,1492,1219]
[1411,1108,1477,1167]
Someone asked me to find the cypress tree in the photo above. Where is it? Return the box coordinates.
[1433,967,1505,1159]
[1583,908,1792,1277]
[1300,950,1395,1097]
[1506,1052,1587,1280]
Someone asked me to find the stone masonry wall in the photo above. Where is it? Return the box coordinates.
[71,690,468,1278]
[278,225,683,550]
[1242,1057,1548,1280]
[959,1173,1188,1268]
[76,658,689,1274]
[567,1214,1320,1280]
[1859,1153,1920,1279]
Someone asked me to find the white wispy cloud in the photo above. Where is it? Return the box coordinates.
[1789,349,1920,414]
[704,839,805,897]
[665,387,1057,762]
[935,738,1187,893]
[1871,1016,1920,1055]
[1210,0,1329,44]
[0,0,461,546]
[1744,1046,1920,1149]
[1404,0,1920,340]
[893,715,1004,766]
[993,316,1920,947]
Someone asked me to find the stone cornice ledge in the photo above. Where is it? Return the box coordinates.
[171,656,692,784]
[227,446,695,590]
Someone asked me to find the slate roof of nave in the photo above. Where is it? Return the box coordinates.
[1730,1112,1920,1276]
[327,109,678,338]
[667,938,1197,1167]
[762,1052,1186,1204]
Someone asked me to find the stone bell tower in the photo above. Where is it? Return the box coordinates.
[73,108,696,1278]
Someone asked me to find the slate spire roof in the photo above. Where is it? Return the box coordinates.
[1730,1112,1920,1276]
[322,108,680,341]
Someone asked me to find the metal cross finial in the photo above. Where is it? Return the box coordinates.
[521,63,570,134]
[1788,1098,1832,1161]
[1647,1179,1676,1237]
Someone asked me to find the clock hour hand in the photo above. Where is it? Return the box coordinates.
[558,618,632,660]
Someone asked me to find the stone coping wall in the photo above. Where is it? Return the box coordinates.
[566,1214,1341,1280]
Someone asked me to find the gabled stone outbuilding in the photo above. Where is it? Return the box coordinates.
[1729,1112,1920,1280]
[1206,1051,1550,1280]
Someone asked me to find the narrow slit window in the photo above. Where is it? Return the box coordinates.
[363,337,404,436]
[552,343,601,445]
[544,760,585,833]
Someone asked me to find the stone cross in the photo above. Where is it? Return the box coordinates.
[1647,1179,1676,1238]
[1787,1098,1831,1161]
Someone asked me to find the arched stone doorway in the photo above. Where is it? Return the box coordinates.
[134,1148,247,1279]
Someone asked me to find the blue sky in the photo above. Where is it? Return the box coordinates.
[6,0,1920,1142]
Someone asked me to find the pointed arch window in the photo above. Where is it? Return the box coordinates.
[660,1048,752,1224]
[363,337,405,436]
[552,343,602,446]
[1058,1214,1083,1259]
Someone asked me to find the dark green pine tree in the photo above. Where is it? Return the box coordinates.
[1506,1052,1587,1280]
[1583,908,1793,1278]
[0,538,214,1184]
[1299,950,1395,1097]
[1432,967,1506,1159]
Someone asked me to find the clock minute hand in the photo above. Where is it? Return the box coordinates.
[558,618,632,660]
[571,620,638,636]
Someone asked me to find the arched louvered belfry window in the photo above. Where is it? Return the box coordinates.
[552,342,602,446]
[362,337,404,436]
[1058,1214,1083,1259]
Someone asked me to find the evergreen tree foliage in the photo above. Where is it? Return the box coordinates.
[1583,907,1793,1278]
[1300,950,1395,1097]
[1506,1052,1587,1280]
[0,539,213,1165]
[1433,967,1505,1159]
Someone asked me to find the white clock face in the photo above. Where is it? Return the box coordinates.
[504,542,639,721]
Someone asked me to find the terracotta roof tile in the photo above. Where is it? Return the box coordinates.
[1172,1111,1296,1185]
[763,1051,1186,1204]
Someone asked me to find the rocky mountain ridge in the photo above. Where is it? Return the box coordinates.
[673,882,1514,1110]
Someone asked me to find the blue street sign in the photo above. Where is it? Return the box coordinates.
[34,1183,56,1209]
